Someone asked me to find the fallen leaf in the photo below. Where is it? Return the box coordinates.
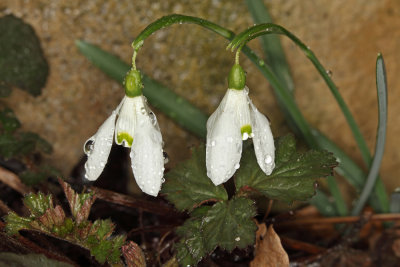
[250,223,289,267]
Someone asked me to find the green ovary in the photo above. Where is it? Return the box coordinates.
[240,124,252,138]
[117,132,133,147]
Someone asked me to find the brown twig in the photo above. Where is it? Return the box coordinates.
[0,166,32,195]
[128,225,179,237]
[263,200,274,221]
[90,186,181,217]
[278,213,400,227]
[280,236,326,254]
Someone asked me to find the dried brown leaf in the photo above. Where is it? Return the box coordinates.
[38,205,65,228]
[122,241,146,267]
[250,223,289,267]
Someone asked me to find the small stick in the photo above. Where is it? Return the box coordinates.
[280,236,326,254]
[90,186,180,217]
[0,166,31,195]
[278,213,400,227]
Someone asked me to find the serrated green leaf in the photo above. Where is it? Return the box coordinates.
[4,211,32,235]
[202,197,257,252]
[0,15,48,96]
[235,134,338,202]
[0,108,20,133]
[161,146,228,212]
[175,206,210,265]
[23,192,53,217]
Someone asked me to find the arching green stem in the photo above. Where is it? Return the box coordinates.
[229,23,372,168]
[131,14,234,68]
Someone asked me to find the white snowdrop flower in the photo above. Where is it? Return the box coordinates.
[206,64,275,185]
[83,69,165,196]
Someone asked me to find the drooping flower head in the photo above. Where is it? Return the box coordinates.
[206,64,275,185]
[84,69,165,196]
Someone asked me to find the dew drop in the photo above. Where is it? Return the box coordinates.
[84,139,95,156]
[326,69,333,77]
[235,237,240,241]
[211,140,216,146]
[265,155,272,164]
[234,163,240,169]
[163,151,169,164]
[140,106,146,114]
[161,177,165,183]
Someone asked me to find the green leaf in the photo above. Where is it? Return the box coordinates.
[161,146,228,212]
[0,252,73,267]
[0,134,24,158]
[202,197,257,252]
[0,108,20,133]
[175,199,257,265]
[175,206,210,265]
[0,81,12,97]
[18,132,53,154]
[235,134,338,202]
[0,15,48,96]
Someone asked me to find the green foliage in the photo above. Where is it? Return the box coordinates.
[235,135,338,202]
[0,252,73,267]
[0,108,21,133]
[0,14,48,96]
[4,179,142,265]
[161,146,228,212]
[175,199,256,266]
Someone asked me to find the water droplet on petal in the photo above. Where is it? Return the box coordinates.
[234,163,240,169]
[84,139,95,156]
[163,151,169,164]
[265,155,272,164]
[140,106,146,114]
[161,177,165,183]
[211,140,216,146]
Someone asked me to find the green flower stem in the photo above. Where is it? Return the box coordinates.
[351,54,389,215]
[131,14,234,67]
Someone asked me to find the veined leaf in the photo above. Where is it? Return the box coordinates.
[161,146,228,212]
[235,134,337,202]
[202,197,257,252]
[175,199,257,265]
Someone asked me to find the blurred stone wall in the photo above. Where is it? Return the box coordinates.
[0,1,399,191]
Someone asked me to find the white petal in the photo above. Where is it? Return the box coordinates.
[230,88,252,135]
[249,99,275,175]
[114,96,136,147]
[130,100,164,196]
[206,92,242,185]
[84,111,117,181]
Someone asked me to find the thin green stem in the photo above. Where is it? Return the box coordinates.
[131,14,234,68]
[131,51,137,70]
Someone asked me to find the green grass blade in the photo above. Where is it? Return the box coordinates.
[245,0,294,94]
[351,54,389,215]
[76,40,207,138]
[327,176,348,216]
[312,129,388,212]
[309,190,338,217]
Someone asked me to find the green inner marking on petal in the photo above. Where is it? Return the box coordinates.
[117,132,133,147]
[241,124,252,137]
